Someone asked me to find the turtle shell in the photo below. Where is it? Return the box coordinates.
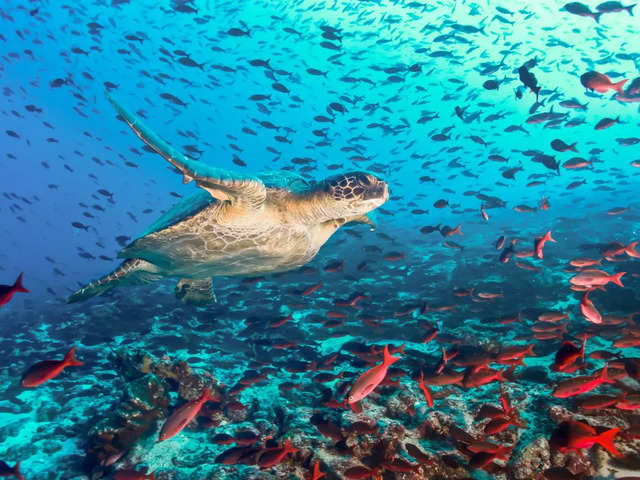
[256,169,312,193]
[138,170,311,238]
[141,190,214,237]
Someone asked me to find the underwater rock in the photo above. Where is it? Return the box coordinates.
[140,353,215,401]
[84,373,168,475]
[512,436,551,480]
[548,405,574,425]
[421,410,457,440]
[384,391,415,420]
[559,450,594,476]
[224,398,249,423]
[83,350,221,477]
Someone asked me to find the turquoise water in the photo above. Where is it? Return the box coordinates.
[1,0,639,479]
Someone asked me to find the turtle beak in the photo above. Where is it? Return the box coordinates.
[364,180,388,202]
[380,181,389,202]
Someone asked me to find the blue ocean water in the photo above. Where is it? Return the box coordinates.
[1,0,640,479]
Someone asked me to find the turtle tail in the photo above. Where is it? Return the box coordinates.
[66,259,160,303]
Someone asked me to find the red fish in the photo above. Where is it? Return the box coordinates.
[442,224,462,237]
[21,346,84,387]
[601,242,628,258]
[422,326,438,343]
[436,346,454,374]
[347,345,401,405]
[534,230,555,259]
[552,364,613,398]
[417,372,434,407]
[0,461,24,480]
[301,282,323,296]
[498,313,521,325]
[580,291,602,324]
[538,311,568,323]
[532,321,568,334]
[0,273,28,307]
[614,336,640,348]
[570,257,601,267]
[515,261,540,272]
[552,336,586,371]
[580,71,627,94]
[540,196,549,210]
[484,415,525,435]
[475,292,503,300]
[344,466,379,479]
[625,241,640,258]
[463,367,507,388]
[256,438,298,469]
[159,388,214,441]
[615,393,640,410]
[570,269,625,288]
[550,421,620,456]
[481,205,489,221]
[469,443,513,469]
[405,443,433,464]
[113,468,156,480]
[335,294,368,308]
[575,394,619,410]
[495,343,535,363]
[310,460,325,480]
[270,312,292,328]
[323,260,344,273]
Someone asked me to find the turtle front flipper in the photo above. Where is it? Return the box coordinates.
[66,259,160,303]
[344,213,376,231]
[106,94,266,209]
[175,278,217,305]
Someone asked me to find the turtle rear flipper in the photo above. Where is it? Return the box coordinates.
[175,278,217,305]
[66,259,159,303]
[106,94,266,209]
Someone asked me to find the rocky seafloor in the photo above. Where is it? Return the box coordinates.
[1,271,639,480]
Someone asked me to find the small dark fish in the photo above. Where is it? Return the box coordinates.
[227,28,250,37]
[72,222,89,231]
[420,225,440,234]
[307,68,327,77]
[160,93,187,106]
[320,41,340,51]
[551,139,577,152]
[177,57,204,69]
[562,2,602,22]
[502,166,522,179]
[594,117,620,130]
[232,155,247,167]
[596,1,635,15]
[272,83,289,93]
[483,79,501,90]
[567,179,587,189]
[249,59,271,68]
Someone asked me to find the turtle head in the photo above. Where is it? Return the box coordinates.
[320,171,388,218]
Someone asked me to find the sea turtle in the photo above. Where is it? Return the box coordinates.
[67,96,389,304]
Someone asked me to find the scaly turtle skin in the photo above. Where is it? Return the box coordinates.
[67,96,389,304]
